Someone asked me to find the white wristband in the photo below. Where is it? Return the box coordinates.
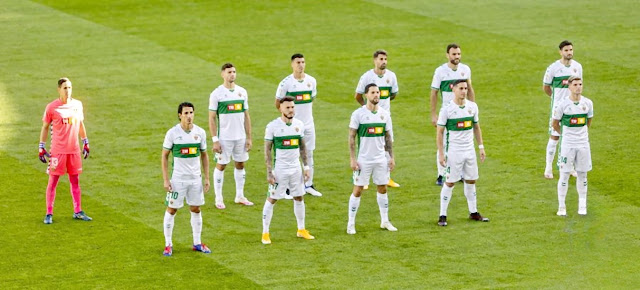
[478,144,485,149]
[303,165,310,171]
[211,136,219,143]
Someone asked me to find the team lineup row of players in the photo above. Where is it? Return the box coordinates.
[158,40,591,251]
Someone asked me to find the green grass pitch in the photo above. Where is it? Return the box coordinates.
[1,0,639,288]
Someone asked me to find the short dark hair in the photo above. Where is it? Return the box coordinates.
[291,53,304,61]
[452,79,468,87]
[364,83,378,94]
[221,63,234,71]
[280,96,295,104]
[373,50,387,58]
[559,40,572,50]
[178,102,194,119]
[567,76,582,84]
[58,77,70,87]
[446,43,460,53]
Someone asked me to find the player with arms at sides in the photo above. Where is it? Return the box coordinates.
[354,50,400,188]
[543,40,583,179]
[552,76,593,216]
[347,83,397,235]
[161,102,211,257]
[261,96,315,244]
[39,77,92,224]
[436,80,488,227]
[430,43,476,186]
[275,53,322,197]
[209,63,253,209]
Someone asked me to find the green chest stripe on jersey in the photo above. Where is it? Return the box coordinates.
[445,116,475,131]
[273,135,302,149]
[171,143,201,158]
[378,86,392,99]
[217,100,246,114]
[561,113,588,127]
[285,90,313,104]
[439,79,466,93]
[358,123,386,137]
[551,75,571,89]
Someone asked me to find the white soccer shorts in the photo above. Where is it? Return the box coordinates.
[445,149,479,183]
[353,160,389,187]
[166,178,205,209]
[215,139,249,165]
[268,167,305,200]
[558,145,592,173]
[548,105,561,137]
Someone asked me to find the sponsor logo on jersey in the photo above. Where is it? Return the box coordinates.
[562,79,569,86]
[457,120,473,129]
[180,147,198,155]
[227,103,243,111]
[282,139,299,146]
[368,127,384,134]
[380,89,389,97]
[296,94,311,101]
[570,117,586,125]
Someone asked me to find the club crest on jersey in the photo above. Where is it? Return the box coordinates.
[368,127,384,134]
[227,103,243,111]
[381,115,384,120]
[296,94,311,101]
[457,121,472,128]
[282,139,299,146]
[194,135,200,141]
[570,117,586,125]
[468,108,472,114]
[295,127,300,132]
[386,78,390,84]
[461,72,465,77]
[181,147,198,155]
[307,83,311,88]
[582,105,587,111]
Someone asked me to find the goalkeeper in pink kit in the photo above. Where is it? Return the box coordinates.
[39,78,92,224]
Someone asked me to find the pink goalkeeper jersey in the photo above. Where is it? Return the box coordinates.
[43,98,84,154]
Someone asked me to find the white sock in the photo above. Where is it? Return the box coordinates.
[163,211,175,247]
[377,192,389,223]
[262,200,274,233]
[348,194,361,225]
[463,183,477,213]
[305,150,314,187]
[213,168,224,201]
[577,171,588,211]
[557,172,570,209]
[439,185,454,216]
[546,139,559,171]
[190,211,202,245]
[436,150,445,176]
[294,200,305,230]
[234,168,246,199]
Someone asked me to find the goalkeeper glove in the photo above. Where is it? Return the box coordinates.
[82,138,90,159]
[38,142,50,163]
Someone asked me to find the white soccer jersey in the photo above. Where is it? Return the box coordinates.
[543,60,583,104]
[265,117,305,170]
[553,95,593,147]
[163,124,207,179]
[431,63,472,107]
[437,100,479,151]
[209,84,249,141]
[349,106,392,163]
[275,74,317,126]
[355,69,399,112]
